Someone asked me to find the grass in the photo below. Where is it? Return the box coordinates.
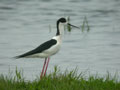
[81,16,90,32]
[0,66,120,90]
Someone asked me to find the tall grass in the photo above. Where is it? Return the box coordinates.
[0,66,120,90]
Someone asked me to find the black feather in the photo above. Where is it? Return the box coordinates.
[16,39,57,58]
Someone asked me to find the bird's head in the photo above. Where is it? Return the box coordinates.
[57,17,80,29]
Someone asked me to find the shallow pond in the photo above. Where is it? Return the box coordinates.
[0,0,120,80]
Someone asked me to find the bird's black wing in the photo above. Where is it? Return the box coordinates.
[16,39,57,58]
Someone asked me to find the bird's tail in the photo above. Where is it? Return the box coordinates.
[14,56,21,59]
[14,54,25,59]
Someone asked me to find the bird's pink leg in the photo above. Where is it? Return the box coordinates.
[40,58,47,79]
[44,57,50,76]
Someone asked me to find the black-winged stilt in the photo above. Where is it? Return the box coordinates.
[16,17,79,78]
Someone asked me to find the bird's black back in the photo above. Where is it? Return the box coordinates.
[16,39,57,58]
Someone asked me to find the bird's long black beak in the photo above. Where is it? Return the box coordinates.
[68,23,80,29]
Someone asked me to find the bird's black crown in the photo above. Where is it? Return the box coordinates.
[57,18,66,23]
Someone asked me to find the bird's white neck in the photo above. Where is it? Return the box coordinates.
[59,23,64,35]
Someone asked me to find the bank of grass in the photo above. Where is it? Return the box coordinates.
[0,67,120,90]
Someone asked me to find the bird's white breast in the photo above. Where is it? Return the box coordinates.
[43,35,61,56]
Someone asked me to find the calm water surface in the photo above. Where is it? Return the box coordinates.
[0,0,120,80]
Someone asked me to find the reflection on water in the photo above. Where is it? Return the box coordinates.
[0,0,120,80]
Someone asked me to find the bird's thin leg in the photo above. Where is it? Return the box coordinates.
[40,58,47,79]
[44,57,50,76]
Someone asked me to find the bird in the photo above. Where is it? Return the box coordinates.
[15,17,79,78]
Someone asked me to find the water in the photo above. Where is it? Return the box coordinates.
[0,0,120,80]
